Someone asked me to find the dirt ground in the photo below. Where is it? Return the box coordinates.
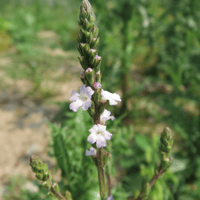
[0,54,82,198]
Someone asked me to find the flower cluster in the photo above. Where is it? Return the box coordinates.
[69,82,121,149]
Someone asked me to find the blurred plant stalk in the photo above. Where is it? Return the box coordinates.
[135,127,173,200]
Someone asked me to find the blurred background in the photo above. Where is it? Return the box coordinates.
[1,0,200,199]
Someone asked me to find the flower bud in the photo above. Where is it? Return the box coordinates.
[93,55,102,71]
[95,70,101,83]
[86,67,93,72]
[160,127,173,156]
[95,55,101,61]
[43,171,50,181]
[89,48,97,54]
[80,0,95,23]
[93,82,102,102]
[90,37,99,49]
[36,172,44,180]
[52,183,60,194]
[85,31,92,43]
[79,43,90,56]
[94,82,102,89]
[88,48,97,62]
[160,127,173,170]
[43,181,51,190]
[85,67,94,85]
[83,18,93,30]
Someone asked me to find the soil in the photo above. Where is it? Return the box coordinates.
[0,57,82,199]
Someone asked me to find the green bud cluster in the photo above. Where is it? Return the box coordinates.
[30,155,71,200]
[78,0,102,88]
[77,0,101,72]
[77,0,107,119]
[160,127,173,170]
[30,155,52,182]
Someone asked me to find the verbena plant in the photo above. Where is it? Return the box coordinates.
[29,1,173,199]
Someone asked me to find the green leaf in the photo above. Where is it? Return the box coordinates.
[135,134,150,151]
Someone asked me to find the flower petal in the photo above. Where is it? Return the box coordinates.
[89,125,97,134]
[92,124,99,132]
[82,100,91,111]
[86,147,97,156]
[96,135,106,148]
[104,131,112,140]
[85,87,94,98]
[98,124,106,132]
[80,84,86,93]
[69,90,80,101]
[69,84,94,112]
[69,100,83,112]
[108,99,118,105]
[110,116,115,120]
[87,133,97,144]
[101,89,121,106]
[106,195,114,200]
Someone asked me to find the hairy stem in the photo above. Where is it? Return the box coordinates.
[97,148,106,199]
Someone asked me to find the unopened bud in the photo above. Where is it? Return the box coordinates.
[94,82,102,89]
[85,68,94,85]
[95,70,101,83]
[52,183,60,194]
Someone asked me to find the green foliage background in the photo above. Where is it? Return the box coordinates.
[1,0,200,199]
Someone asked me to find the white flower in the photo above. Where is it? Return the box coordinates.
[101,89,121,105]
[86,147,97,156]
[107,195,114,200]
[100,109,114,124]
[87,124,112,148]
[69,84,94,112]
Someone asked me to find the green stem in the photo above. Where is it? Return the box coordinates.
[106,141,112,196]
[106,162,111,197]
[97,148,106,200]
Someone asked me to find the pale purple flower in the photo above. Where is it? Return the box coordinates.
[69,84,94,112]
[101,89,121,105]
[95,55,101,60]
[86,68,93,72]
[90,49,96,53]
[87,124,112,148]
[85,147,97,156]
[94,82,102,88]
[107,195,114,200]
[100,109,114,124]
